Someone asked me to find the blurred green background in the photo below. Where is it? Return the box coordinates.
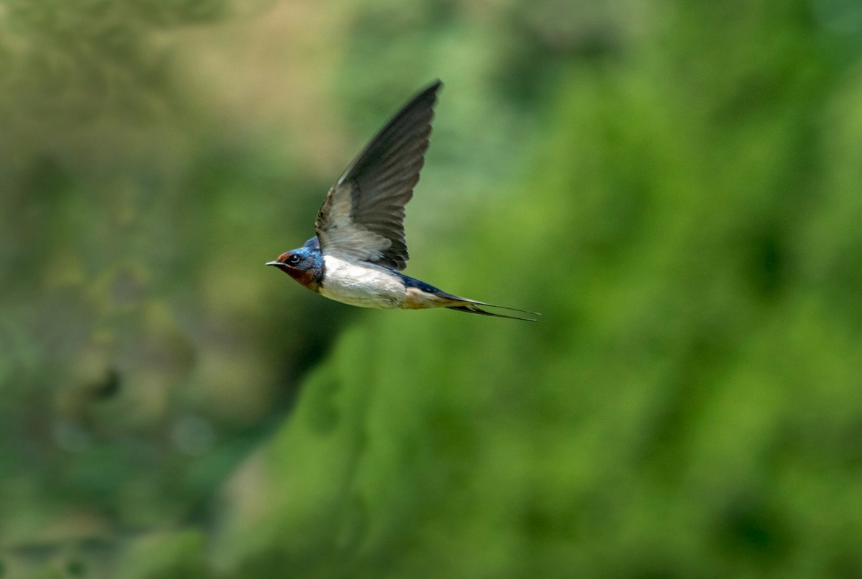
[2,0,862,577]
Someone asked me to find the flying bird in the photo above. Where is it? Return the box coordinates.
[266,81,538,321]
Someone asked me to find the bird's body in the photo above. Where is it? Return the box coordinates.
[318,254,407,309]
[267,81,538,322]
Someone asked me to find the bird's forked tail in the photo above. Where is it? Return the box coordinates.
[446,300,540,322]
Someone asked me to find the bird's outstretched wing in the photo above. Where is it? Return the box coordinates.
[314,80,441,271]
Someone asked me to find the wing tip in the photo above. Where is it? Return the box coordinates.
[425,78,443,93]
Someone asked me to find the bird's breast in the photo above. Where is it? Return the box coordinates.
[319,255,406,309]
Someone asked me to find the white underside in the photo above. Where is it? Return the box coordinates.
[319,254,453,310]
[319,254,407,309]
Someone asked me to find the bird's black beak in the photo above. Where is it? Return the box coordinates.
[265,261,281,267]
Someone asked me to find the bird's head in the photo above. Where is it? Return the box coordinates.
[266,247,323,290]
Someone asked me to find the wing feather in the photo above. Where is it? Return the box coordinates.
[314,81,441,270]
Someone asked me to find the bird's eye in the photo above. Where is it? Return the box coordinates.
[286,254,301,265]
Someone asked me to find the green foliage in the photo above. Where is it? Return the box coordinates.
[213,2,862,578]
[2,0,862,577]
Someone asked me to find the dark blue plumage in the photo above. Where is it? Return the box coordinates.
[395,272,444,295]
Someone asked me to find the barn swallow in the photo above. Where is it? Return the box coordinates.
[266,80,538,321]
